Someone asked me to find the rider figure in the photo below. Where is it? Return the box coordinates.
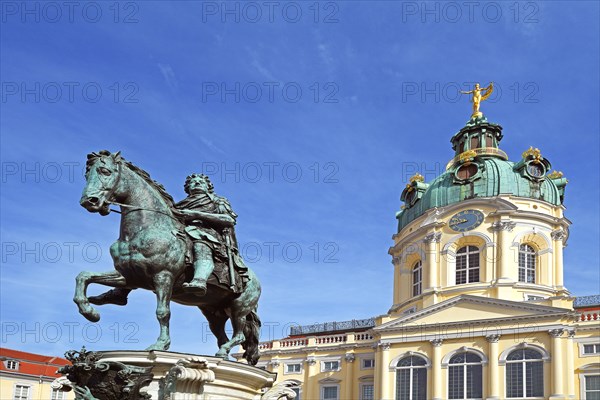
[175,174,247,296]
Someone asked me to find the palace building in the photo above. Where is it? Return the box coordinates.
[241,113,600,400]
[0,347,74,400]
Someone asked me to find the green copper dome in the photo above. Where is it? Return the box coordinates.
[397,116,568,232]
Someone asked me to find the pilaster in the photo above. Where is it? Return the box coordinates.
[549,329,566,399]
[430,339,443,400]
[485,334,501,400]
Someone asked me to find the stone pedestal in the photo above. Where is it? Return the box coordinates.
[55,349,292,400]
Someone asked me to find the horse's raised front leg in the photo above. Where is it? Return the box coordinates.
[73,270,127,322]
[216,314,246,359]
[146,272,173,351]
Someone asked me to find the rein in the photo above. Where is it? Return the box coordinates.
[100,159,180,223]
[108,200,181,222]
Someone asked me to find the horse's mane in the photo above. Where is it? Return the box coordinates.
[87,150,176,208]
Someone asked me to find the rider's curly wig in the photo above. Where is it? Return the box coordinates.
[184,173,214,194]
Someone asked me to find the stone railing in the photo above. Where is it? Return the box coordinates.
[579,311,599,322]
[257,330,375,352]
[280,338,308,347]
[315,334,347,345]
[354,333,374,341]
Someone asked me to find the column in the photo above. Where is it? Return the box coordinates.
[566,330,576,398]
[551,229,566,289]
[485,334,501,400]
[491,221,516,283]
[424,232,441,290]
[344,353,355,399]
[379,343,391,400]
[430,339,443,400]
[549,329,565,398]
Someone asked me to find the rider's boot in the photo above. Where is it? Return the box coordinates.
[183,243,214,296]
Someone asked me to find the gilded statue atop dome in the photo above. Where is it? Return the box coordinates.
[461,82,494,118]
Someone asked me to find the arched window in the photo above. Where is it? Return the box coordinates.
[506,349,544,398]
[456,246,480,284]
[518,244,536,283]
[395,356,427,400]
[412,261,422,296]
[448,352,483,399]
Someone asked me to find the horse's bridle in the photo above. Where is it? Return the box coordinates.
[97,158,181,222]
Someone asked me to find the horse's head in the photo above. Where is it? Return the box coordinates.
[80,150,123,216]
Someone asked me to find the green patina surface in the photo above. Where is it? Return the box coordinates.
[396,116,567,232]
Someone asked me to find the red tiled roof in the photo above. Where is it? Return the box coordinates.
[0,348,70,379]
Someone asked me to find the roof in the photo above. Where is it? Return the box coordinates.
[396,116,567,232]
[574,295,600,309]
[0,348,70,379]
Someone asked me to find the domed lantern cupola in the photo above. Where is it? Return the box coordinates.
[446,82,507,182]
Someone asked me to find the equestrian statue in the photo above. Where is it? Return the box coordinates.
[73,150,261,365]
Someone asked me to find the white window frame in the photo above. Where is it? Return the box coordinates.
[524,294,545,301]
[504,349,544,399]
[321,384,339,400]
[51,389,66,400]
[322,360,340,372]
[580,372,600,400]
[412,261,422,296]
[518,244,536,283]
[583,374,600,400]
[455,246,480,284]
[13,384,31,400]
[361,358,375,369]
[359,383,374,400]
[401,306,417,316]
[583,343,600,355]
[319,358,341,372]
[5,360,19,370]
[577,338,600,358]
[394,355,429,400]
[284,362,303,374]
[447,352,483,400]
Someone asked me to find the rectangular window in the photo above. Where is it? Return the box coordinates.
[323,361,339,372]
[322,385,338,400]
[584,344,600,354]
[14,385,30,400]
[6,360,19,370]
[360,384,374,400]
[585,375,600,400]
[292,387,301,400]
[286,363,302,373]
[362,358,375,369]
[51,389,65,400]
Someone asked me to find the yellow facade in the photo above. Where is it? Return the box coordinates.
[250,193,599,399]
[243,123,600,399]
[0,375,73,400]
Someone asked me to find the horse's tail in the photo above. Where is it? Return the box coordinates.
[242,309,261,366]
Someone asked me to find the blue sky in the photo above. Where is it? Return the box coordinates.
[1,1,598,357]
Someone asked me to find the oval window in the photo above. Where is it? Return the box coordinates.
[456,164,478,180]
[527,162,545,178]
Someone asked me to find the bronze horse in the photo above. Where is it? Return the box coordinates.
[74,150,261,365]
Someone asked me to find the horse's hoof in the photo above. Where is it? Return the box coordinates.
[82,310,100,323]
[77,303,100,322]
[146,341,170,351]
[215,350,228,359]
